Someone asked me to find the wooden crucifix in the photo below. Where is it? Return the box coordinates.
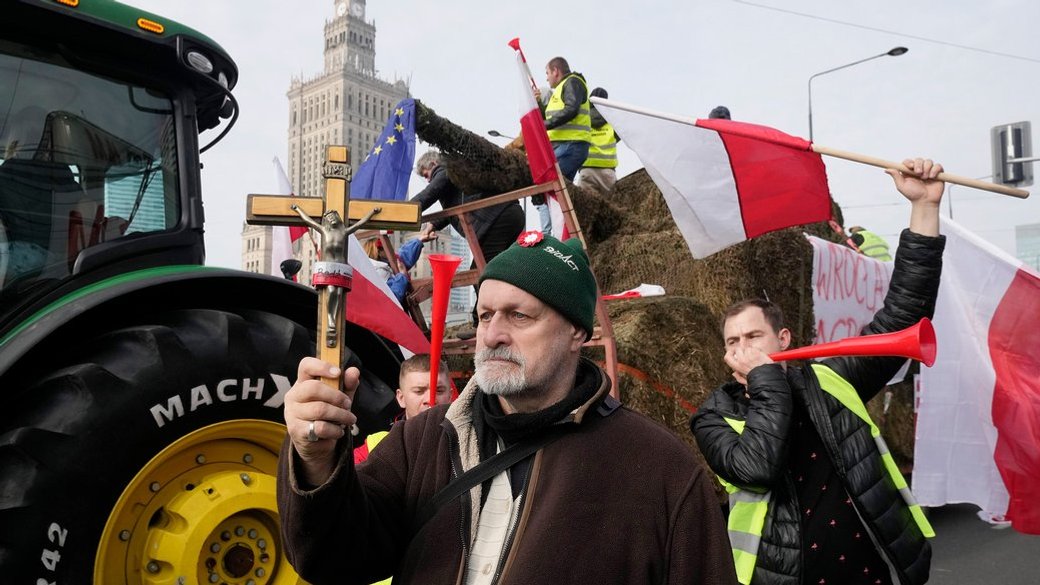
[246,145,421,391]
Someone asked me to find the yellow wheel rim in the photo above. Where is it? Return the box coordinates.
[95,420,307,585]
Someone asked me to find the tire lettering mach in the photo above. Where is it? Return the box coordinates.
[149,375,289,428]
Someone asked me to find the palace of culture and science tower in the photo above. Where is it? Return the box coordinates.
[241,0,474,321]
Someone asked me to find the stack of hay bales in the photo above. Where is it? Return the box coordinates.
[415,101,918,483]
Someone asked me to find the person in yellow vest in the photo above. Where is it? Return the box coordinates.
[353,353,451,464]
[850,226,894,262]
[577,87,620,196]
[531,56,591,235]
[691,157,947,585]
[352,354,451,585]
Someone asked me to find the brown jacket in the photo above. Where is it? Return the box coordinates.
[277,361,736,584]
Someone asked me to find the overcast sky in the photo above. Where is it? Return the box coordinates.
[122,0,1040,269]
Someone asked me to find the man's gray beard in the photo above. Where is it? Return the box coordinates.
[473,347,527,396]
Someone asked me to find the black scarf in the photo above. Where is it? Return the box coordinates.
[470,359,602,498]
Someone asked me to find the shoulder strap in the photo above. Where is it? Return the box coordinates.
[413,393,621,533]
[413,425,566,533]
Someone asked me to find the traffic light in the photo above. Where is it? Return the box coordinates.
[990,121,1033,187]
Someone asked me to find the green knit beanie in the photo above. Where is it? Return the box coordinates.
[478,231,597,340]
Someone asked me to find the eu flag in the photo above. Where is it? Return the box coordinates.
[351,98,416,200]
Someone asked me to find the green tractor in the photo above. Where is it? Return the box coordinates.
[0,2,400,583]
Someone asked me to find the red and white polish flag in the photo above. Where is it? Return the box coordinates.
[510,38,558,185]
[915,217,1040,534]
[344,234,430,356]
[509,38,569,240]
[593,98,832,258]
[269,157,310,280]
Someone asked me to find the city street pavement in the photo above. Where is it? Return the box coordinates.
[929,504,1040,584]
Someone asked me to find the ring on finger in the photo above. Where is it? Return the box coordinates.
[307,420,319,443]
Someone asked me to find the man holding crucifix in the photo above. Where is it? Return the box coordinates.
[276,232,735,584]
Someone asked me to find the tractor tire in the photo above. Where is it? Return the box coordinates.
[0,307,383,585]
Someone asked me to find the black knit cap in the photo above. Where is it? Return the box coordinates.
[478,231,597,340]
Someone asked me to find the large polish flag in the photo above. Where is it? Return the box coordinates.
[915,217,1040,534]
[509,38,569,240]
[593,98,832,258]
[269,157,310,279]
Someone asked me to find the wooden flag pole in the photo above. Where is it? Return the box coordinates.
[588,97,1031,200]
[812,144,1030,199]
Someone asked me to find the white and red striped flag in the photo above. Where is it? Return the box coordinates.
[593,97,832,258]
[269,157,310,280]
[344,234,430,356]
[508,37,569,240]
[914,217,1040,534]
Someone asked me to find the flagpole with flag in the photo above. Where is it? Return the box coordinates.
[508,37,571,240]
[509,38,558,186]
[269,157,310,279]
[592,97,832,258]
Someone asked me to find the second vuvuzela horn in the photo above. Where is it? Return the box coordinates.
[427,253,462,407]
[769,318,937,367]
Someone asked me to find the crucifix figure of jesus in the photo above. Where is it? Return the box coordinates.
[290,205,378,348]
[246,145,421,391]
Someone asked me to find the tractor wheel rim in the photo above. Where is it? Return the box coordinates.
[95,420,303,585]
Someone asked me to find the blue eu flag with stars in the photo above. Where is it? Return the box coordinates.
[351,98,416,200]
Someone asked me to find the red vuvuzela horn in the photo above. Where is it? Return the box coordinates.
[427,253,462,407]
[769,318,937,367]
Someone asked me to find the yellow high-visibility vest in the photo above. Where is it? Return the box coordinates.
[810,364,934,538]
[719,417,770,585]
[583,122,617,168]
[719,365,934,584]
[856,229,892,262]
[545,74,591,143]
[367,430,389,452]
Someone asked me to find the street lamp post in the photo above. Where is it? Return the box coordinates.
[487,129,515,140]
[808,46,908,142]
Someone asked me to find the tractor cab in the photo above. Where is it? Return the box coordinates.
[0,0,237,330]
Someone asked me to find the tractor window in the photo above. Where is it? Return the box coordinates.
[0,42,178,296]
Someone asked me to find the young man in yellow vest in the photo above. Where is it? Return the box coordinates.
[577,87,619,196]
[849,226,894,262]
[353,354,452,464]
[532,56,591,235]
[691,157,946,585]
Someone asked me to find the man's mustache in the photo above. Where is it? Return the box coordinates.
[476,347,525,366]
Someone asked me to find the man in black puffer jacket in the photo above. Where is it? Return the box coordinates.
[692,157,946,585]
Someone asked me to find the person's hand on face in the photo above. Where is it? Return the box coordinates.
[725,346,775,386]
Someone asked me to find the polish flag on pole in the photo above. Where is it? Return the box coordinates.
[593,97,832,258]
[914,217,1040,534]
[344,234,430,356]
[509,38,557,185]
[269,157,310,280]
[509,38,569,240]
